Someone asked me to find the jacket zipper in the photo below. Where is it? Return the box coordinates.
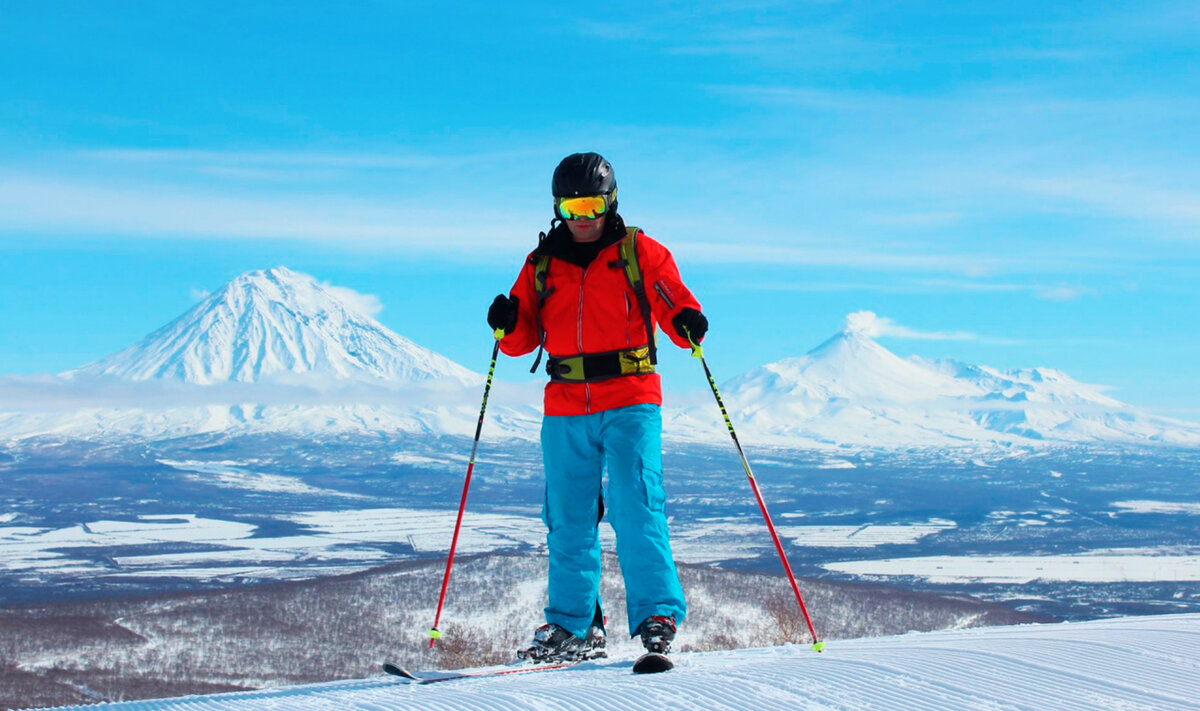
[623,292,632,348]
[578,264,590,413]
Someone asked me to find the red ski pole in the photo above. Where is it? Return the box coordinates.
[427,329,504,649]
[686,331,824,651]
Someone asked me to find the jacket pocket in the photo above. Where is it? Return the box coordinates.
[653,281,676,309]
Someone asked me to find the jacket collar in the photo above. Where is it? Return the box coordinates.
[534,211,627,261]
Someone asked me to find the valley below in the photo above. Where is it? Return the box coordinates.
[3,436,1198,621]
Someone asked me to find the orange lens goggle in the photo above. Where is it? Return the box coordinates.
[556,193,612,220]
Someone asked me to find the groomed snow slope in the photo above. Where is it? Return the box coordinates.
[31,614,1200,711]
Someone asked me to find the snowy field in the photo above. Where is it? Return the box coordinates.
[25,613,1200,711]
[3,442,1199,619]
[824,548,1200,584]
[0,509,958,584]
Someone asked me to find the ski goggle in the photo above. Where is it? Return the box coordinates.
[556,192,613,220]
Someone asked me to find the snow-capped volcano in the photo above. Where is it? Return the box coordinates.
[690,316,1200,448]
[726,328,981,410]
[66,267,476,386]
[0,268,544,444]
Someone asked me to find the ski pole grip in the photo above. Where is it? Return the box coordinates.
[493,328,506,340]
[684,328,703,359]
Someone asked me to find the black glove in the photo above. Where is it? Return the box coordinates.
[487,294,519,334]
[672,308,708,342]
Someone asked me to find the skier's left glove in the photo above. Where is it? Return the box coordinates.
[672,308,708,343]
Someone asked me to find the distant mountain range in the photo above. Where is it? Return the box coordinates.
[2,266,1197,449]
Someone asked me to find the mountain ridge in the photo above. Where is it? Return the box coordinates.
[4,269,1199,449]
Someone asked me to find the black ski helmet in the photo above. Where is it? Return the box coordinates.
[552,152,617,200]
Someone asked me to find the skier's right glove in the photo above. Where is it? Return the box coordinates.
[487,294,519,334]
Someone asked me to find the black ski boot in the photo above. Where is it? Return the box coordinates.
[637,615,676,654]
[517,622,607,663]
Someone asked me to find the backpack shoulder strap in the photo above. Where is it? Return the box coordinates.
[616,227,658,365]
[529,253,553,373]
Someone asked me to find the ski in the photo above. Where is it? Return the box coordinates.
[383,660,579,684]
[385,653,671,683]
[632,652,673,674]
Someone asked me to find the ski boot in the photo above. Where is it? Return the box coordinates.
[517,622,607,663]
[636,615,676,654]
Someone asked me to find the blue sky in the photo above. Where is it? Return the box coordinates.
[1,2,1198,415]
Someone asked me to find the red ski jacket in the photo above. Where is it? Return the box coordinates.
[500,225,701,416]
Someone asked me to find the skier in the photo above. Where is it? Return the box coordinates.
[487,152,708,662]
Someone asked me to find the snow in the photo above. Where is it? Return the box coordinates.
[25,614,1200,711]
[774,520,956,548]
[1113,500,1200,515]
[158,459,366,497]
[823,548,1200,583]
[0,510,964,587]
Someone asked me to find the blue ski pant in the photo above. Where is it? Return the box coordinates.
[540,403,686,639]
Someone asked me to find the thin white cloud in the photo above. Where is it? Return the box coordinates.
[843,311,978,341]
[1034,285,1097,302]
[676,240,1022,274]
[978,47,1102,63]
[705,85,901,111]
[0,170,1038,274]
[0,172,539,253]
[76,148,537,171]
[916,280,1097,301]
[728,278,1098,300]
[322,283,383,317]
[1011,175,1200,228]
[863,211,963,228]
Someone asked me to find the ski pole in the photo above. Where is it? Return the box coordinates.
[427,328,505,649]
[685,330,824,652]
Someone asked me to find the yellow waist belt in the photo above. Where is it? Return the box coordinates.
[546,347,655,383]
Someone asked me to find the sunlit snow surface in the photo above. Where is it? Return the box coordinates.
[158,459,365,497]
[824,549,1200,583]
[1112,500,1200,515]
[25,614,1200,711]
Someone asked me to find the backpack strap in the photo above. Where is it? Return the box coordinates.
[529,253,553,373]
[611,227,658,365]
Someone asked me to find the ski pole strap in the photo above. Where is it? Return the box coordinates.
[546,347,654,382]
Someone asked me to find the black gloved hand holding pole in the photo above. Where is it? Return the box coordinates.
[488,294,519,334]
[672,307,708,342]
